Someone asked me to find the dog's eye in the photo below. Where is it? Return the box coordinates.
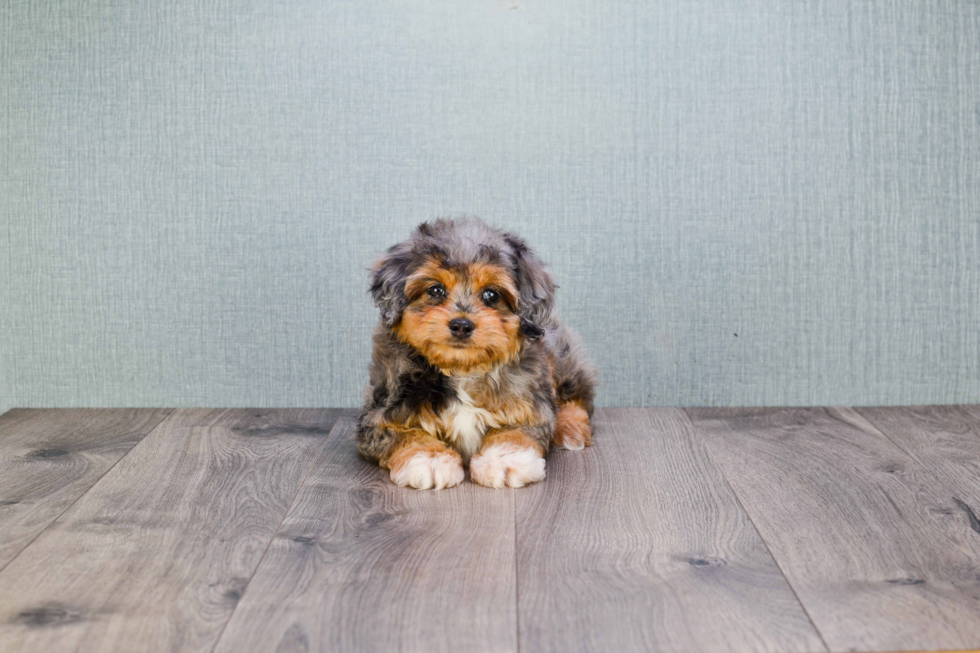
[481,288,501,305]
[426,284,446,299]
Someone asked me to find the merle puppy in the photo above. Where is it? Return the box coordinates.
[357,216,596,490]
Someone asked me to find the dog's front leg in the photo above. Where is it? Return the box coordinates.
[469,427,547,489]
[381,428,465,490]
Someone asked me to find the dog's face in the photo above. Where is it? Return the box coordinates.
[369,217,555,375]
[396,257,521,374]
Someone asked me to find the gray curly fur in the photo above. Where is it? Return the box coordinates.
[357,216,597,463]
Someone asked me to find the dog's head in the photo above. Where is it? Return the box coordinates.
[369,216,555,375]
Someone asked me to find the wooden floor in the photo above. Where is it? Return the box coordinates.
[0,407,979,653]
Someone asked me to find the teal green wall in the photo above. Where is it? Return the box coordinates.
[2,1,978,411]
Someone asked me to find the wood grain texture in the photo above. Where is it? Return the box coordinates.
[515,408,825,653]
[686,407,980,653]
[0,408,172,570]
[0,408,340,653]
[856,405,980,520]
[212,412,518,653]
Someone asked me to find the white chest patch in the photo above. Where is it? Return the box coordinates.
[444,378,498,461]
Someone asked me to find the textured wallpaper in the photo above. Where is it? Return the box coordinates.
[2,0,978,412]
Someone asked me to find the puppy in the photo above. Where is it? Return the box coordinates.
[356,217,596,490]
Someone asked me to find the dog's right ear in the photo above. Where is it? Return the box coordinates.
[369,241,414,327]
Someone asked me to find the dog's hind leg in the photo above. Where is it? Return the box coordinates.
[553,400,593,450]
[548,325,597,450]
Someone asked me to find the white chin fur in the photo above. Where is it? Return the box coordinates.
[390,452,464,490]
[470,444,546,489]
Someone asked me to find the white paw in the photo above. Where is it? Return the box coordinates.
[470,444,546,489]
[390,451,464,490]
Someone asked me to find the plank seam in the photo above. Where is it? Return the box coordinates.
[681,408,832,653]
[0,408,175,576]
[513,488,521,653]
[208,409,345,653]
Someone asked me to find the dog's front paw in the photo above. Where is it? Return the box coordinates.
[389,450,465,490]
[470,443,546,489]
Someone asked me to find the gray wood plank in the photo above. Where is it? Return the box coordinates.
[212,412,518,653]
[856,405,980,521]
[0,408,340,653]
[0,408,172,571]
[516,408,825,653]
[686,407,980,653]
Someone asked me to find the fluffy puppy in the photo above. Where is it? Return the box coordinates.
[356,217,596,490]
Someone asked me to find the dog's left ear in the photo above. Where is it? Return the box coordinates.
[504,234,555,340]
[369,241,413,327]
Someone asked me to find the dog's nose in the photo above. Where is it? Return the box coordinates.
[448,318,475,338]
